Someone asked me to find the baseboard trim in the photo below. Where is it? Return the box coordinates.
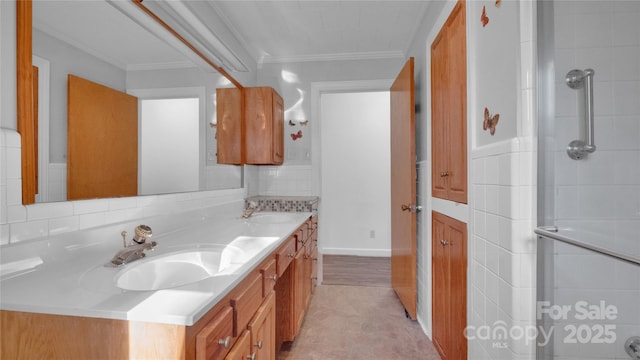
[320,247,391,257]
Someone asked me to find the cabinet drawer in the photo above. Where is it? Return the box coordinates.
[196,306,234,360]
[276,236,296,277]
[231,272,263,337]
[261,258,277,297]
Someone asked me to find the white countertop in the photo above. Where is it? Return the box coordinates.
[0,204,311,326]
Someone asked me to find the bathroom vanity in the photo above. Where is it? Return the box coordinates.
[0,200,318,360]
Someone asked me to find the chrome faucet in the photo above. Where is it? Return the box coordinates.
[241,200,261,219]
[106,225,157,267]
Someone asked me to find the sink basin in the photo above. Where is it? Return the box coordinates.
[224,236,280,263]
[115,249,228,291]
[245,213,297,224]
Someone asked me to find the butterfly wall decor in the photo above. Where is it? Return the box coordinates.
[495,0,502,8]
[481,5,489,27]
[483,107,500,135]
[288,120,296,127]
[291,130,303,141]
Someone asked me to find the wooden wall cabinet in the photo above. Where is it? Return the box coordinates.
[216,86,284,166]
[245,87,284,165]
[431,1,467,204]
[432,211,467,360]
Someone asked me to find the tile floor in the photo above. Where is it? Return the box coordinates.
[277,285,441,360]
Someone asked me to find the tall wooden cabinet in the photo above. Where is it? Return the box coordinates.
[431,0,467,204]
[216,86,284,165]
[432,211,467,360]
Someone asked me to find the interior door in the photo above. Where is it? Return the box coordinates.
[390,58,417,320]
[67,75,138,200]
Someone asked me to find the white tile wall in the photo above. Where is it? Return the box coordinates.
[256,165,312,196]
[469,139,537,360]
[0,129,247,245]
[552,0,640,243]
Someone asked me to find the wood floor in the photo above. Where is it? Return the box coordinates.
[277,255,440,359]
[322,255,391,288]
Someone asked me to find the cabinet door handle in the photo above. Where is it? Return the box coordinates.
[440,239,449,246]
[218,336,232,348]
[247,353,256,360]
[267,274,278,282]
[287,253,295,258]
[440,171,449,177]
[254,340,263,349]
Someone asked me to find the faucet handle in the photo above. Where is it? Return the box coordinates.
[133,225,153,244]
[120,231,127,248]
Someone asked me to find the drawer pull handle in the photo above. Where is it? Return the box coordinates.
[288,253,295,258]
[254,340,263,349]
[218,336,231,348]
[247,353,256,360]
[267,274,278,282]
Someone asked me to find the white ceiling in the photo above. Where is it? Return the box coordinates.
[32,0,430,71]
[209,1,431,64]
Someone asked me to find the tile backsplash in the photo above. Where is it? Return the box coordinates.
[246,196,318,213]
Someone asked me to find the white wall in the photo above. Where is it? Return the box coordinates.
[319,91,391,256]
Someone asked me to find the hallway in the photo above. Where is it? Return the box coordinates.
[277,285,441,360]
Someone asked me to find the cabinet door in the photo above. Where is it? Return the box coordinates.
[448,216,468,358]
[431,33,449,200]
[245,87,284,165]
[196,306,235,360]
[432,211,467,360]
[445,2,467,203]
[216,88,243,165]
[431,212,450,359]
[248,292,276,360]
[430,1,467,204]
[272,92,284,164]
[224,330,252,360]
[293,244,307,335]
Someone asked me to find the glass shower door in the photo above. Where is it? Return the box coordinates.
[536,1,640,359]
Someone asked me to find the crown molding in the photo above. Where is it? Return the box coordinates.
[259,50,405,65]
[126,61,197,72]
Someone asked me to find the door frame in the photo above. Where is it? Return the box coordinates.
[310,79,393,285]
[127,87,206,194]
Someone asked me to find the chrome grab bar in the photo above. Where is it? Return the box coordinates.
[565,68,596,160]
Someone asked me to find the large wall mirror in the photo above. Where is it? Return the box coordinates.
[18,0,243,204]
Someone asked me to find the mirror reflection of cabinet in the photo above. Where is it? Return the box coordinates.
[216,88,243,165]
[217,87,284,166]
